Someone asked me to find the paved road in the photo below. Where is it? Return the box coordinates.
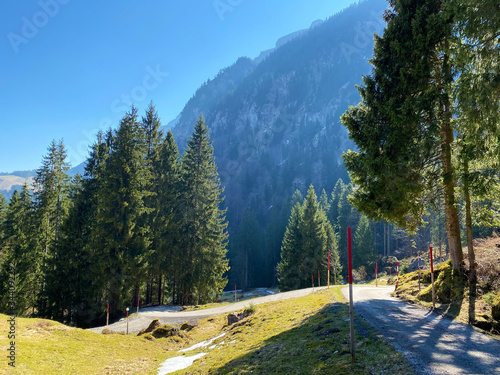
[88,287,326,334]
[341,285,500,375]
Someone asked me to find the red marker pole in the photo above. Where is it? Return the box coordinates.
[389,267,392,277]
[328,252,330,289]
[106,303,109,326]
[375,262,378,287]
[395,261,400,290]
[126,307,129,334]
[430,246,436,308]
[137,297,140,313]
[348,227,355,362]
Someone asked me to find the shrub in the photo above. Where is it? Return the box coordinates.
[245,304,256,315]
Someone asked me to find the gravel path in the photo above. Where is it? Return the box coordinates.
[341,285,500,375]
[88,286,326,334]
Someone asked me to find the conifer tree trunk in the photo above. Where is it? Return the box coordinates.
[464,160,476,322]
[157,273,162,305]
[441,84,464,270]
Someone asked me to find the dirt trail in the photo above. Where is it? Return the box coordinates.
[88,286,325,334]
[341,285,500,375]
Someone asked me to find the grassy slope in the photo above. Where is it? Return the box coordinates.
[1,288,414,375]
[393,235,500,335]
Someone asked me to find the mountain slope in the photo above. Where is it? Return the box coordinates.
[168,0,387,229]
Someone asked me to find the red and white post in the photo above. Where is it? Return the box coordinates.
[106,303,109,326]
[348,227,355,362]
[375,262,378,287]
[430,246,436,308]
[137,297,140,313]
[126,307,129,335]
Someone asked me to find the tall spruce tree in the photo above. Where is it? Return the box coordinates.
[96,107,151,317]
[278,185,339,291]
[44,176,107,327]
[34,140,71,314]
[177,115,229,304]
[277,202,303,291]
[155,130,180,304]
[327,178,344,230]
[141,103,167,305]
[353,215,376,271]
[341,0,465,270]
[0,186,40,315]
[450,0,500,292]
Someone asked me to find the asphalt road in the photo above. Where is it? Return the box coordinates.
[88,286,326,334]
[341,285,500,375]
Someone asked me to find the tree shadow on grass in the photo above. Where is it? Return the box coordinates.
[210,302,413,375]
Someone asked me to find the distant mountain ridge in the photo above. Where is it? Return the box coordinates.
[165,0,387,228]
[0,164,84,199]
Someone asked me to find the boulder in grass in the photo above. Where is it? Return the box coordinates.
[180,319,199,331]
[151,324,188,339]
[137,318,162,336]
[227,313,239,325]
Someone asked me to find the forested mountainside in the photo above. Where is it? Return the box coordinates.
[167,0,388,286]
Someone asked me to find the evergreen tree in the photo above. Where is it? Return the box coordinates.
[0,185,40,315]
[327,178,344,230]
[319,189,330,212]
[96,107,151,317]
[299,186,328,286]
[341,0,465,270]
[141,103,168,305]
[177,115,229,304]
[353,215,376,271]
[44,175,108,327]
[277,203,303,291]
[34,140,71,314]
[0,192,6,247]
[156,130,180,304]
[278,185,338,291]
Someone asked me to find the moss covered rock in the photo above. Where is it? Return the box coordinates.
[492,293,500,321]
[137,318,162,336]
[151,324,188,339]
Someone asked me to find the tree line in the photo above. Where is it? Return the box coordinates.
[0,104,229,327]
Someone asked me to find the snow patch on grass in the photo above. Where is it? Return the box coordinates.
[157,353,207,375]
[179,332,226,352]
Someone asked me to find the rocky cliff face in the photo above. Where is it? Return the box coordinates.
[167,0,387,228]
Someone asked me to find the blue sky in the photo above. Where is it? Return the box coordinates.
[1,0,356,172]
